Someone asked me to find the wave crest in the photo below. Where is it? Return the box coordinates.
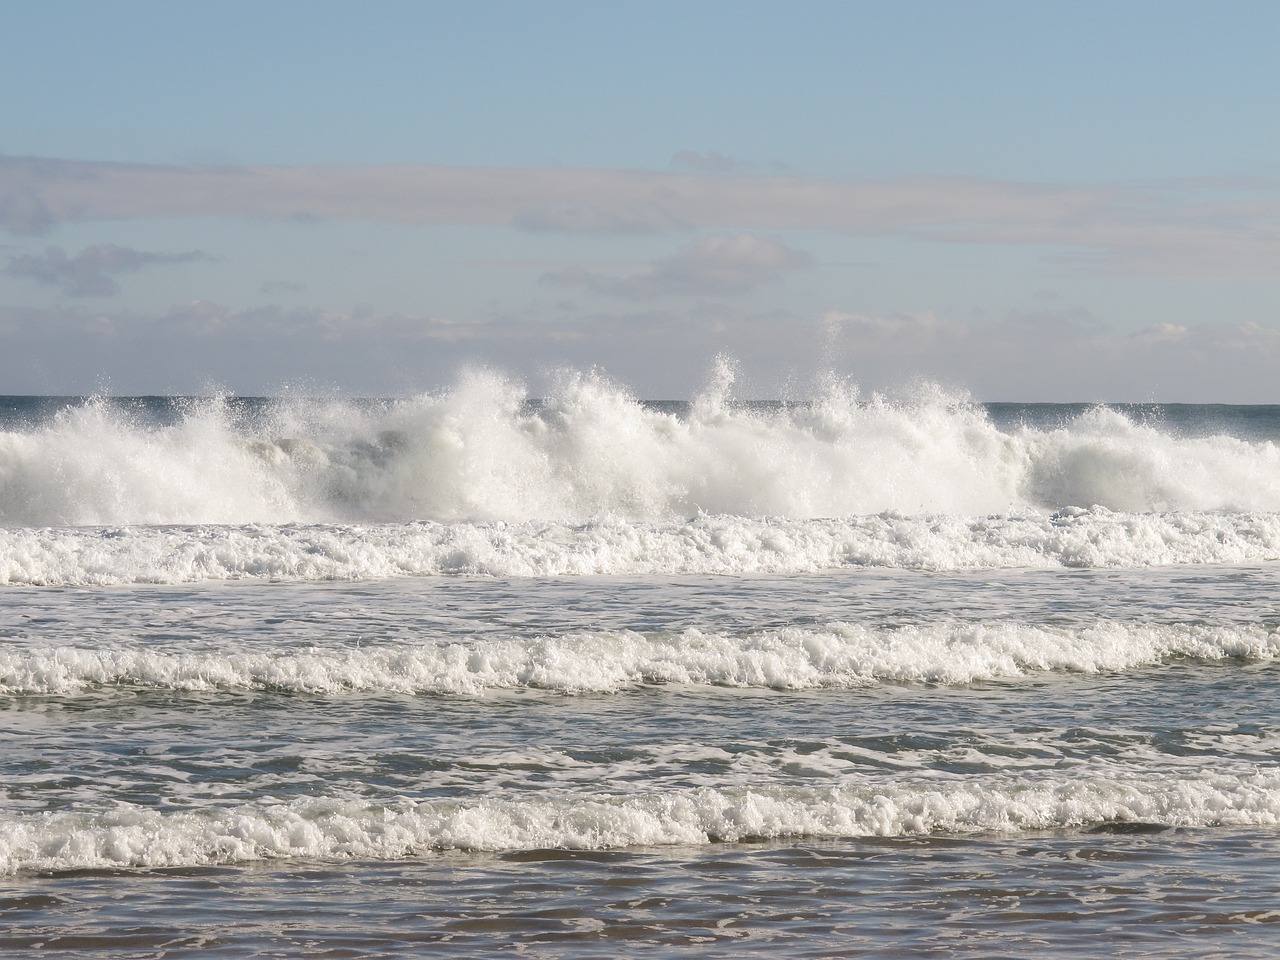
[3,369,1280,527]
[5,773,1279,873]
[3,621,1276,696]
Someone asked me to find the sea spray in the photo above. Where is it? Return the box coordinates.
[3,368,1280,529]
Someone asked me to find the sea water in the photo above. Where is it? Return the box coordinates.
[2,369,1279,956]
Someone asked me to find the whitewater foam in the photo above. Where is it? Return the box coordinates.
[5,772,1279,873]
[3,622,1275,695]
[3,509,1280,585]
[3,371,1280,529]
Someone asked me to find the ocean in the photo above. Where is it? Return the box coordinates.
[3,369,1280,957]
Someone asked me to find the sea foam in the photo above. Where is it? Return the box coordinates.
[3,621,1276,695]
[3,509,1280,584]
[5,772,1280,873]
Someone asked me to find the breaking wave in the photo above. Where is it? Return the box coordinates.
[3,621,1276,696]
[3,365,1280,529]
[5,772,1280,873]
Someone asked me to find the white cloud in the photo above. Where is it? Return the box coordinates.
[822,310,950,342]
[1130,322,1190,344]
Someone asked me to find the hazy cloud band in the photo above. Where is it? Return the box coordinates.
[2,156,1277,277]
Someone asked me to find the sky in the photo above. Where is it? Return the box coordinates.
[1,0,1277,400]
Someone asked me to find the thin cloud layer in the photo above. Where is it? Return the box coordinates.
[819,307,1280,368]
[0,301,490,343]
[3,156,1276,278]
[545,234,813,299]
[4,244,210,296]
[5,299,1278,401]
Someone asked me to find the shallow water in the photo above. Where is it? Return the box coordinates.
[4,830,1280,958]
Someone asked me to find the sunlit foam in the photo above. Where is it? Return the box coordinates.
[2,364,1279,531]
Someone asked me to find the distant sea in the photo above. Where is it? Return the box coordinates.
[4,372,1280,957]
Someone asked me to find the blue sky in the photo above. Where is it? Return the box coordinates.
[1,0,1277,398]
